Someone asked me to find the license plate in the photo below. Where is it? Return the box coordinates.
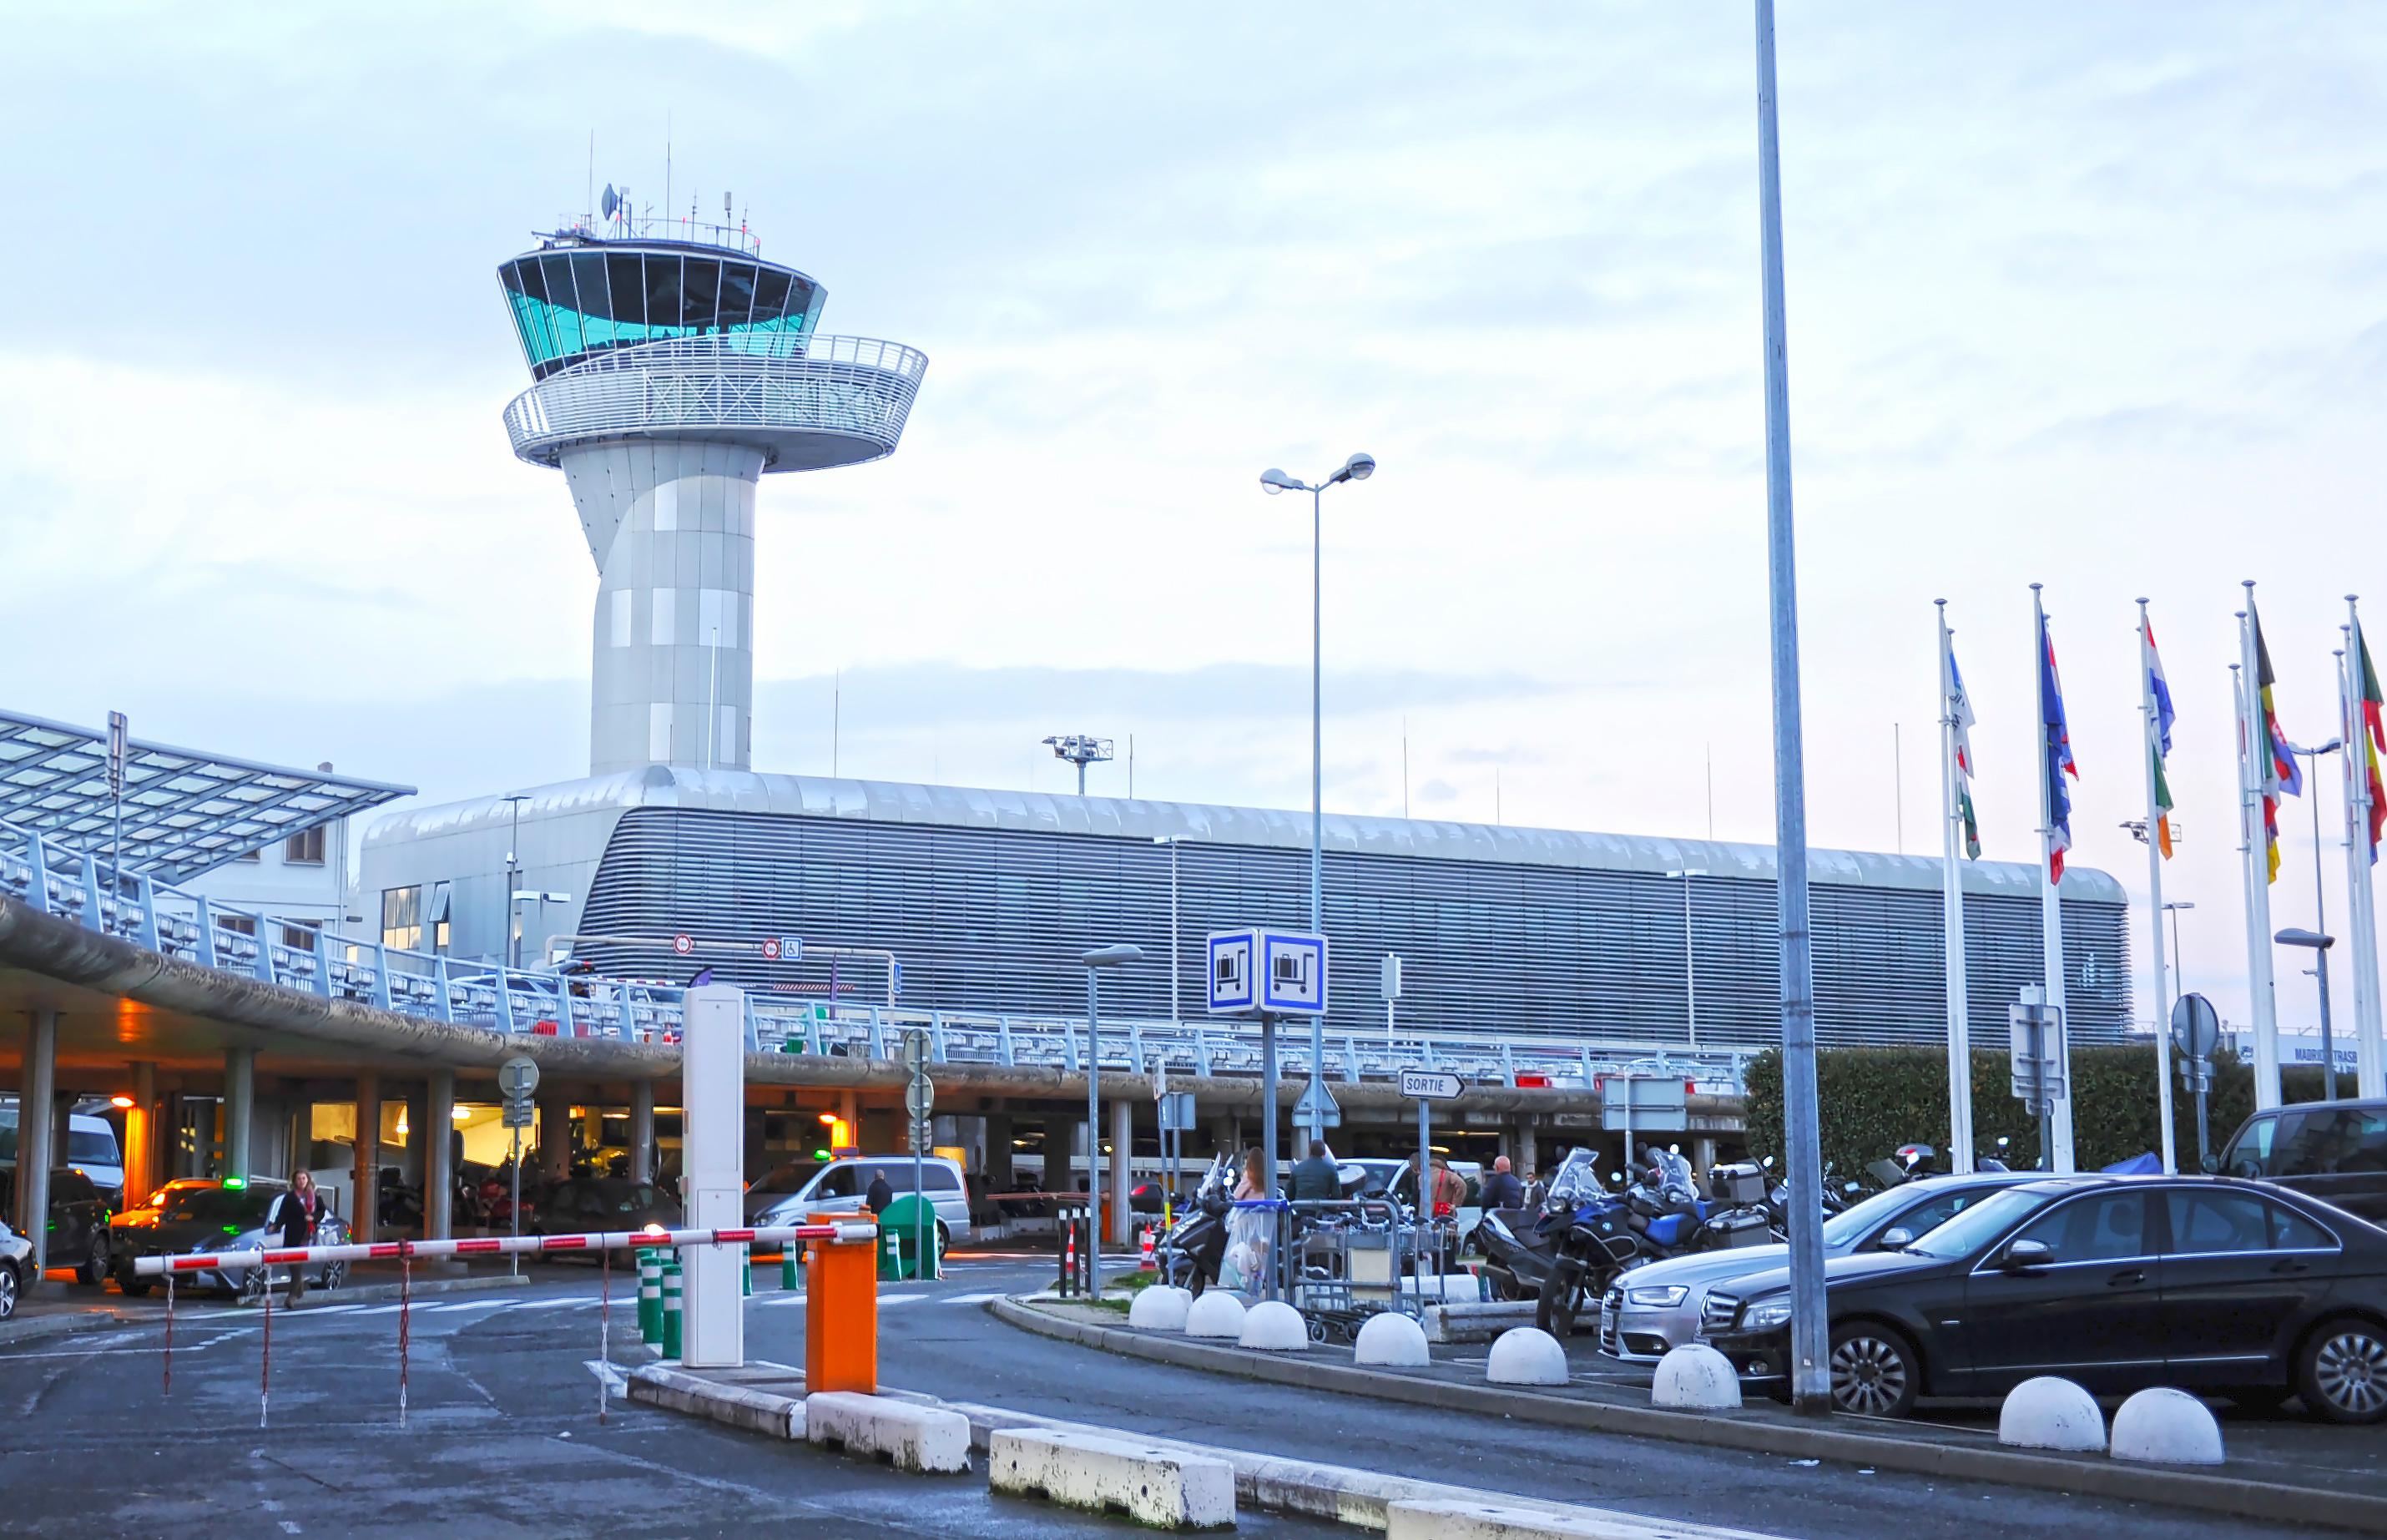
[1599,1303,1616,1340]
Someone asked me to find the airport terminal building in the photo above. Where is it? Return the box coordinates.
[360,766,2132,1053]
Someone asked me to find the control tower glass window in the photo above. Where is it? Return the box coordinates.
[497,246,825,378]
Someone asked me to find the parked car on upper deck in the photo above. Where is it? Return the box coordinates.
[1703,1175,2387,1422]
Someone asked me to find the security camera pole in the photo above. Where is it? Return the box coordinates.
[1081,943,1143,1298]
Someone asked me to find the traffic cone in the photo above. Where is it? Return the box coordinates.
[1139,1226,1156,1271]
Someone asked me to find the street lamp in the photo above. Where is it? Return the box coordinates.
[1080,942,1143,1298]
[2290,736,2344,1100]
[512,891,573,968]
[500,793,532,967]
[2277,926,2339,1101]
[1260,450,1376,1146]
[1153,837,1183,1022]
[2162,901,2195,1002]
[1666,868,1707,1048]
[1042,735,1114,795]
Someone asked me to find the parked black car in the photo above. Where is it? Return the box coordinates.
[0,1168,115,1286]
[109,1178,351,1298]
[532,1177,680,1256]
[1703,1175,2387,1423]
[2216,1097,2387,1225]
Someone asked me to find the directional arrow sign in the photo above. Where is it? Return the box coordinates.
[1294,1076,1341,1128]
[1400,1070,1462,1101]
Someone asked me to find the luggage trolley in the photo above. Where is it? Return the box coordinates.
[1288,1199,1409,1342]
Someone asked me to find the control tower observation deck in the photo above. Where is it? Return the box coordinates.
[497,209,926,776]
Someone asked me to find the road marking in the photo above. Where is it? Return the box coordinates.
[512,1295,600,1309]
[427,1300,512,1312]
[583,1358,629,1397]
[940,1292,1003,1305]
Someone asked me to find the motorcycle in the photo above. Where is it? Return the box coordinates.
[1158,1154,1235,1296]
[1532,1176,1646,1337]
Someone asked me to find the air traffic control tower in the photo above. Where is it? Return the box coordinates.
[497,199,926,775]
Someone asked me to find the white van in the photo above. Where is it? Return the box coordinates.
[744,1154,971,1245]
[0,1103,126,1199]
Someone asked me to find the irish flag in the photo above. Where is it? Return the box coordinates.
[2145,617,2176,858]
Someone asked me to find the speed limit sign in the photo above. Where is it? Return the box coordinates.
[760,937,781,961]
[672,933,694,956]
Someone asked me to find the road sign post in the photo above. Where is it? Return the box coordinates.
[1601,1076,1689,1179]
[2171,992,2221,1169]
[2009,987,2067,1170]
[903,1026,934,1283]
[1400,1070,1460,1312]
[1209,929,1327,1300]
[498,1056,539,1276]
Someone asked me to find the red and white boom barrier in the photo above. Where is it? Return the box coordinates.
[129,1221,877,1276]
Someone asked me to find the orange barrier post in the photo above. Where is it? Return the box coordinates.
[804,1209,877,1394]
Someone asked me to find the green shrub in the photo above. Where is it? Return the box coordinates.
[1741,1043,2354,1174]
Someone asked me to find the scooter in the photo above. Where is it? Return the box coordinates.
[1471,1201,1562,1301]
[1158,1154,1234,1296]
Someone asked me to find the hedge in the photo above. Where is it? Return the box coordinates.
[1739,1044,2356,1175]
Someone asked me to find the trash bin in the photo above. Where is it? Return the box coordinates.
[879,1194,944,1281]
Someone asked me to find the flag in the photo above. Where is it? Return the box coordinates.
[2358,614,2386,864]
[2145,617,2176,859]
[2251,600,2300,883]
[1946,641,1981,858]
[2039,610,2078,881]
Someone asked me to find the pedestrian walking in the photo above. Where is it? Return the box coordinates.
[265,1170,326,1305]
[1478,1155,1525,1211]
[865,1169,895,1216]
[1289,1139,1341,1202]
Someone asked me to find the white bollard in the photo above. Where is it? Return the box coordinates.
[1239,1299,1310,1351]
[1486,1326,1569,1386]
[1355,1310,1431,1368]
[2109,1387,2224,1466]
[1128,1285,1193,1332]
[1651,1344,1741,1410]
[1183,1290,1248,1340]
[1998,1376,2106,1452]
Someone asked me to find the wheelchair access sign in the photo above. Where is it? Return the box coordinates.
[1206,927,1328,1017]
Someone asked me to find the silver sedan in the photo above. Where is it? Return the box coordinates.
[1597,1172,2036,1362]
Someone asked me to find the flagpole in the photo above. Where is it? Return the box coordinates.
[2346,598,2383,1098]
[1937,601,1974,1175]
[2032,583,2077,1174]
[2241,588,2283,1110]
[2138,600,2177,1175]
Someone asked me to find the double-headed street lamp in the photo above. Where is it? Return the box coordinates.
[2277,927,2339,1101]
[1080,942,1143,1297]
[1260,451,1376,1144]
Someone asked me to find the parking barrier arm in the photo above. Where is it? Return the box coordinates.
[129,1221,878,1276]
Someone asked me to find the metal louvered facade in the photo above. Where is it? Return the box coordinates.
[567,798,2131,1051]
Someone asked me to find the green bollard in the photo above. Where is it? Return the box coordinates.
[780,1239,804,1292]
[741,1243,753,1298]
[660,1261,684,1360]
[638,1249,663,1344]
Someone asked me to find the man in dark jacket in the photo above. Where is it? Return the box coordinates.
[1477,1155,1526,1212]
[864,1169,896,1216]
[1289,1141,1342,1202]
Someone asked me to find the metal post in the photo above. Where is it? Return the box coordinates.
[1416,1097,1431,1310]
[2318,955,2337,1098]
[2305,740,2336,1100]
[1753,0,1829,1414]
[1938,602,1976,1175]
[1307,484,1328,1150]
[508,1122,522,1277]
[1084,967,1102,1299]
[1168,839,1181,1022]
[1259,1012,1279,1301]
[2139,602,2177,1172]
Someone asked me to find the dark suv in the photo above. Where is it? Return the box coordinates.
[0,1168,114,1286]
[2218,1098,2387,1224]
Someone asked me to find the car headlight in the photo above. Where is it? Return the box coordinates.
[1739,1298,1794,1332]
[1625,1285,1689,1308]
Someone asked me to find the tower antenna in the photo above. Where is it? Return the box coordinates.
[664,112,672,239]
[587,129,595,227]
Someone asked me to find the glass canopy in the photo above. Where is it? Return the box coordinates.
[497,244,827,379]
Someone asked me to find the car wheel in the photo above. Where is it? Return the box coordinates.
[1536,1270,1583,1338]
[235,1268,267,1306]
[1186,1267,1208,1300]
[319,1260,347,1291]
[0,1263,18,1320]
[1829,1321,1920,1418]
[2299,1317,2387,1425]
[75,1231,108,1287]
[118,1270,153,1298]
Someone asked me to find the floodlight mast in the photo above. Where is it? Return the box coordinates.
[1043,735,1115,795]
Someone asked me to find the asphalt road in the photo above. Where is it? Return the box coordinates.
[739,1255,2324,1540]
[0,1256,1340,1539]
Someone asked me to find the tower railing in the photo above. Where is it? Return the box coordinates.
[0,814,1747,1094]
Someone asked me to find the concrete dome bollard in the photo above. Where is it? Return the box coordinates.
[1128,1285,1193,1332]
[1486,1327,1569,1386]
[1651,1344,1742,1410]
[1998,1376,2107,1452]
[1354,1310,1431,1368]
[1239,1300,1310,1351]
[2110,1387,2225,1466]
[1183,1290,1249,1340]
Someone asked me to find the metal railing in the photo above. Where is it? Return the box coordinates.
[0,815,1746,1094]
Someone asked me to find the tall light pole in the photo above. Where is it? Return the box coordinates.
[2294,737,2344,1098]
[1667,868,1707,1048]
[2163,900,2195,1005]
[1752,0,1829,1414]
[1153,837,1183,1022]
[501,793,532,968]
[1261,451,1376,1144]
[1080,942,1143,1298]
[2278,927,2339,1100]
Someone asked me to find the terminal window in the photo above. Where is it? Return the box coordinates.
[381,886,421,952]
[284,826,326,866]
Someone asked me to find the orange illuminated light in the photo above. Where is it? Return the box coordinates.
[109,1095,135,1110]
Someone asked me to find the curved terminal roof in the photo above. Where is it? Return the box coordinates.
[366,765,2124,904]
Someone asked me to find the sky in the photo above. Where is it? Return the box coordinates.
[3,3,2384,1033]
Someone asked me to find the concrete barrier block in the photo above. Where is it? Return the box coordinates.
[1355,1310,1431,1368]
[1385,1497,1648,1538]
[1239,1299,1310,1351]
[804,1391,971,1473]
[1130,1285,1194,1331]
[1998,1376,2105,1452]
[1486,1327,1568,1386]
[1423,1301,1537,1345]
[1184,1290,1248,1339]
[1651,1344,1740,1410]
[990,1426,1235,1530]
[2110,1386,2224,1466]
